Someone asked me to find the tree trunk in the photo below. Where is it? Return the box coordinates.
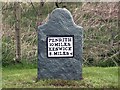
[14,2,21,63]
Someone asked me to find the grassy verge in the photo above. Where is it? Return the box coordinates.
[2,65,118,88]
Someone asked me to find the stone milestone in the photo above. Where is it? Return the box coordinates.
[38,8,83,80]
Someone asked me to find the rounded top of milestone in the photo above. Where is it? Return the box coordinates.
[48,8,73,23]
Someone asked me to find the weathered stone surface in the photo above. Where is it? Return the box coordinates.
[38,8,83,80]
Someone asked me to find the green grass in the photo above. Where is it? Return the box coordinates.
[2,65,119,88]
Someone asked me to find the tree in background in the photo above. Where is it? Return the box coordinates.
[14,2,21,63]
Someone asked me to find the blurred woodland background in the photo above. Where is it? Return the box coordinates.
[2,2,119,67]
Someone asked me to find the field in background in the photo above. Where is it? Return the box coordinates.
[2,2,119,66]
[2,65,118,88]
